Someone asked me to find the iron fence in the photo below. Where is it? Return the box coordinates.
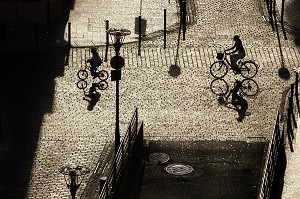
[97,107,143,199]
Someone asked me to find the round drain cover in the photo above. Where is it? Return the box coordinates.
[148,153,170,165]
[165,163,193,175]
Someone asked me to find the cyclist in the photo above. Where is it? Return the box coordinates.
[86,47,103,78]
[225,35,246,72]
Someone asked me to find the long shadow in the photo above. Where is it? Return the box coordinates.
[0,2,73,198]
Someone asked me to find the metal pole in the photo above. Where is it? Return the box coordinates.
[115,52,120,154]
[138,16,142,56]
[105,20,109,62]
[164,9,167,49]
[182,0,186,41]
[68,22,71,48]
[280,0,287,40]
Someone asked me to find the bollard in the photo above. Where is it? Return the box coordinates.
[138,16,142,56]
[164,9,167,49]
[181,0,186,41]
[105,20,109,62]
[68,22,71,48]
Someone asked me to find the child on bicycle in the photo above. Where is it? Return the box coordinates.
[86,47,103,78]
[225,35,246,72]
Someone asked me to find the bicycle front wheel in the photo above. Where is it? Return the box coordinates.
[210,61,228,78]
[240,78,259,97]
[77,69,88,80]
[210,78,229,96]
[240,61,258,78]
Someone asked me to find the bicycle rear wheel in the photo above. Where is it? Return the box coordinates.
[210,61,228,78]
[240,78,259,97]
[210,78,229,96]
[77,69,88,80]
[97,70,109,81]
[240,61,258,78]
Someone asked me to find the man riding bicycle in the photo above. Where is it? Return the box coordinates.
[225,35,245,72]
[86,47,103,78]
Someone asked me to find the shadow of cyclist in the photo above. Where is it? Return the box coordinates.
[83,83,101,111]
[231,80,250,122]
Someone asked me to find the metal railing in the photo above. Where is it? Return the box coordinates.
[97,107,143,199]
[257,112,281,199]
[257,71,300,199]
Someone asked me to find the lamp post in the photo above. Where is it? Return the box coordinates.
[107,28,131,154]
[59,166,90,199]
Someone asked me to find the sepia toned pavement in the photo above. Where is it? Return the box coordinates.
[1,0,300,198]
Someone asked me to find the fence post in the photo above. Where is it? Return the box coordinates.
[135,107,138,135]
[287,106,294,152]
[99,176,107,194]
[289,94,297,130]
[295,72,300,116]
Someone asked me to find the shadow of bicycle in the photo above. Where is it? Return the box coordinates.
[211,78,259,122]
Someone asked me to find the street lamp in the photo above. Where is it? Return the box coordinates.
[107,28,131,154]
[59,166,90,199]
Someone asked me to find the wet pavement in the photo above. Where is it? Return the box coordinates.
[140,141,266,199]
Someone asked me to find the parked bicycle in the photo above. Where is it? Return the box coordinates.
[210,51,259,79]
[210,78,259,97]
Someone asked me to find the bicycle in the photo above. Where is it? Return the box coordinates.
[210,78,259,97]
[210,51,259,79]
[77,62,109,81]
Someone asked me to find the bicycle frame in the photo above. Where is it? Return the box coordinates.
[220,53,241,71]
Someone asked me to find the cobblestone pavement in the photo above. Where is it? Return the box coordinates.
[68,0,179,45]
[1,0,300,198]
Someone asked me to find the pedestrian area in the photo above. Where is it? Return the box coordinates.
[1,0,300,198]
[21,42,299,198]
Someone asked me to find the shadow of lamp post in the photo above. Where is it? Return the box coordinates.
[107,28,131,155]
[59,166,90,199]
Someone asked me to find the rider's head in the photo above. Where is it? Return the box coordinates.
[233,35,240,41]
[91,47,97,54]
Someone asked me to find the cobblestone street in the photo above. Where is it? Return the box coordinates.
[1,0,300,198]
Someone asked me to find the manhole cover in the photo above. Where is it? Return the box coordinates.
[148,153,170,165]
[165,163,193,175]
